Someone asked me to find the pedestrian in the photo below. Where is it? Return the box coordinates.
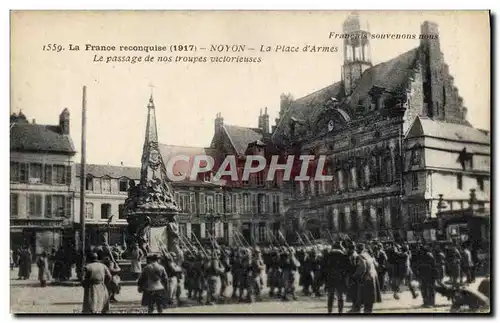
[36,251,51,287]
[418,245,437,307]
[138,254,169,314]
[10,249,14,270]
[17,247,32,280]
[82,253,111,314]
[350,243,382,314]
[324,241,349,314]
[102,257,121,303]
[129,243,144,280]
[461,243,474,285]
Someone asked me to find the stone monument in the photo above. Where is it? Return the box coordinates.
[123,95,181,257]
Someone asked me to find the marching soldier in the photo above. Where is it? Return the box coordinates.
[231,248,243,300]
[219,250,231,300]
[281,247,300,301]
[163,252,183,306]
[268,248,283,298]
[249,247,266,302]
[373,243,388,291]
[205,250,224,305]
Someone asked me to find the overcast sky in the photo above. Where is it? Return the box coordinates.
[11,11,490,166]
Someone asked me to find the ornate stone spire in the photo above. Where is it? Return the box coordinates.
[124,95,179,219]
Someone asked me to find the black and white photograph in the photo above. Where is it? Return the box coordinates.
[9,10,491,314]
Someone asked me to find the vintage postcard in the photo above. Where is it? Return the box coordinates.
[9,10,491,314]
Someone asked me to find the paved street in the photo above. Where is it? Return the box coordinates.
[10,267,472,314]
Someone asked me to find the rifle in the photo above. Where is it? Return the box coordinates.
[278,230,290,248]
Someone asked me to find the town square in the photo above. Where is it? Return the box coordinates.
[9,11,490,314]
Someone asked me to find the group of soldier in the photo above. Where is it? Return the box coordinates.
[77,234,486,314]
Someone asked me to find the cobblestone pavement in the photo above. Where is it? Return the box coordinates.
[10,267,483,314]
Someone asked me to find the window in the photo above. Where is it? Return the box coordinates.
[391,207,400,229]
[179,223,187,238]
[10,193,19,217]
[394,154,402,181]
[327,212,333,231]
[181,194,189,212]
[350,211,358,231]
[377,207,385,229]
[258,223,266,242]
[272,221,281,238]
[119,178,129,192]
[242,193,250,214]
[53,165,66,184]
[339,212,346,232]
[251,194,258,214]
[272,195,280,214]
[258,194,268,214]
[224,194,231,213]
[19,163,28,183]
[206,195,214,213]
[101,203,111,219]
[85,176,94,191]
[409,205,419,224]
[216,194,223,214]
[457,174,463,190]
[412,173,419,190]
[363,208,372,230]
[477,177,485,191]
[189,193,197,213]
[118,204,126,219]
[29,163,42,183]
[342,169,349,190]
[205,222,214,238]
[232,193,239,214]
[314,180,322,195]
[256,171,264,186]
[101,178,111,193]
[10,162,19,182]
[223,223,229,241]
[46,195,65,218]
[27,194,42,217]
[384,156,393,183]
[85,202,94,219]
[44,165,53,184]
[199,193,206,214]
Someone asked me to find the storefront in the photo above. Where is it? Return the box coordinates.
[10,218,72,256]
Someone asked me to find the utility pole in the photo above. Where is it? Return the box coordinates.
[80,85,87,268]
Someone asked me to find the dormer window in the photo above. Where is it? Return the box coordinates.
[85,175,94,191]
[119,178,129,192]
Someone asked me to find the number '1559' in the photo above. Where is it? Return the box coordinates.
[43,44,63,52]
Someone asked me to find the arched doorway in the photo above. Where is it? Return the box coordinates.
[306,218,322,240]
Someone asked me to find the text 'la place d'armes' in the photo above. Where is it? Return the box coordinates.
[260,45,339,53]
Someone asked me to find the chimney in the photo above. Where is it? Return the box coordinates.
[261,107,270,134]
[32,119,36,124]
[121,161,124,166]
[59,108,70,135]
[420,21,444,120]
[214,112,224,135]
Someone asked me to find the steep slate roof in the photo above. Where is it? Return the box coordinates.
[272,47,420,140]
[407,117,490,145]
[76,164,140,179]
[10,122,76,154]
[223,124,264,155]
[159,144,216,178]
